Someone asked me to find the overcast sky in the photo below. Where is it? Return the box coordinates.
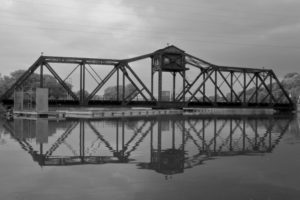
[1,0,300,86]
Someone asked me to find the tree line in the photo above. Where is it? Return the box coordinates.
[0,70,72,99]
[0,70,137,100]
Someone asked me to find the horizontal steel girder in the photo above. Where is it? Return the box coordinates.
[43,56,120,65]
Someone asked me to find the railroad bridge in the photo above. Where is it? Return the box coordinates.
[0,46,295,111]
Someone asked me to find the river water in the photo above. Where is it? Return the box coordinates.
[0,115,300,200]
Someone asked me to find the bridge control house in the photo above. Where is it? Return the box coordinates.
[152,46,189,103]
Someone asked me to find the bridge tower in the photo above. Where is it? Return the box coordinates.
[151,46,189,105]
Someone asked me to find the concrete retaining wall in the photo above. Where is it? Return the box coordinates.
[61,109,182,119]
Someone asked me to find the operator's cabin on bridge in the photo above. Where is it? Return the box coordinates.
[152,46,188,73]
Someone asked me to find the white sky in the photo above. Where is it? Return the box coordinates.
[0,0,300,93]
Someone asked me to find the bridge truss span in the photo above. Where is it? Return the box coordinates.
[0,45,295,111]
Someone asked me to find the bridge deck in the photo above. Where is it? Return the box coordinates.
[2,99,294,111]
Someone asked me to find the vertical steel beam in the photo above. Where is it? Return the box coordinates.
[40,64,44,88]
[255,73,259,103]
[79,64,86,104]
[150,121,153,161]
[117,67,119,101]
[80,64,83,102]
[202,119,205,151]
[122,70,125,103]
[151,57,155,101]
[40,143,43,155]
[116,120,119,152]
[158,69,162,102]
[269,126,272,150]
[203,70,206,102]
[214,70,217,103]
[80,120,85,163]
[182,69,186,103]
[82,64,86,104]
[230,71,233,102]
[229,119,233,151]
[255,119,258,148]
[173,72,176,102]
[122,120,125,155]
[151,70,154,100]
[243,70,246,103]
[182,119,185,152]
[213,118,217,152]
[270,75,273,104]
[242,118,246,151]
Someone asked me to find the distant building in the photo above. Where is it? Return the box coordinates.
[161,91,170,101]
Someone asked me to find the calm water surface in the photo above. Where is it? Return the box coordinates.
[0,115,300,200]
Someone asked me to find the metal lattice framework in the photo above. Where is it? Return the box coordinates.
[3,116,292,173]
[0,46,294,111]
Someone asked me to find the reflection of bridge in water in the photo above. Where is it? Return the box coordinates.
[2,115,292,176]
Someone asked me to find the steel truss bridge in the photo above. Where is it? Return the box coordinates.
[2,115,292,175]
[0,46,295,111]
